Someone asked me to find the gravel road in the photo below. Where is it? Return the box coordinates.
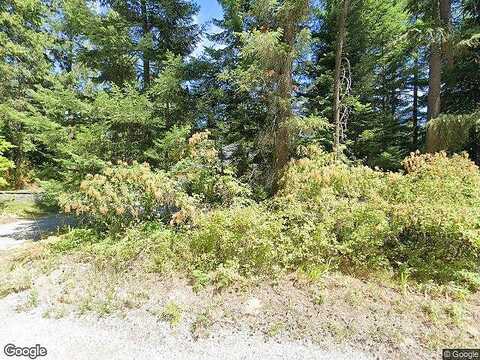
[0,297,372,360]
[0,216,69,251]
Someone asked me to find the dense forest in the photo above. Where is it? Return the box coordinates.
[0,0,478,191]
[1,0,480,288]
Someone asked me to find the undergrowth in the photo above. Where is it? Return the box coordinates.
[45,140,480,292]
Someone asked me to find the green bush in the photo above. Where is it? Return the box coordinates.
[0,137,14,189]
[386,152,480,283]
[37,180,64,210]
[276,150,480,284]
[188,204,285,275]
[60,162,193,232]
[170,130,252,205]
[60,131,251,233]
[57,148,480,289]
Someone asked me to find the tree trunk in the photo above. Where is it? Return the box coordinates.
[333,0,350,159]
[412,55,419,149]
[427,41,441,121]
[273,58,292,189]
[141,0,150,89]
[440,0,453,67]
[273,24,295,188]
[427,0,451,121]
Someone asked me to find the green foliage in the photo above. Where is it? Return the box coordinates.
[60,162,192,232]
[161,302,182,327]
[145,125,191,169]
[170,130,252,205]
[1,0,480,295]
[49,228,99,253]
[91,84,161,161]
[179,150,480,286]
[58,130,252,235]
[37,180,64,210]
[426,112,480,155]
[188,204,285,274]
[191,269,211,292]
[47,150,480,291]
[0,138,14,188]
[0,200,49,218]
[280,150,480,283]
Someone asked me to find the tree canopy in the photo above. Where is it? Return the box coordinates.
[0,0,478,190]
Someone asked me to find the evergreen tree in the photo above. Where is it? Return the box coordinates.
[307,0,412,169]
[226,0,311,188]
[0,0,53,187]
[442,0,480,114]
[105,0,200,88]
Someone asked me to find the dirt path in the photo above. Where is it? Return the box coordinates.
[0,215,69,251]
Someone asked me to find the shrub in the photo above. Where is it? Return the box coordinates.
[145,125,191,169]
[188,204,285,275]
[60,162,193,232]
[49,228,99,253]
[0,137,14,188]
[277,150,394,270]
[56,147,480,289]
[426,112,480,154]
[37,180,64,210]
[278,150,480,284]
[385,152,480,282]
[170,131,252,205]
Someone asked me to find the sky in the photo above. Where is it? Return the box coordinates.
[192,0,224,56]
[196,0,223,25]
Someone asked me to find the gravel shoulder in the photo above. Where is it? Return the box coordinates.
[0,293,371,360]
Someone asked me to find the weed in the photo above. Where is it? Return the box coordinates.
[191,269,210,292]
[301,262,333,282]
[312,290,325,305]
[122,290,149,310]
[0,269,32,299]
[191,310,213,339]
[78,296,93,315]
[267,321,285,337]
[93,290,117,317]
[43,305,68,319]
[345,289,362,307]
[444,303,465,326]
[161,302,182,327]
[421,301,442,324]
[398,268,411,295]
[16,288,39,312]
[212,260,242,290]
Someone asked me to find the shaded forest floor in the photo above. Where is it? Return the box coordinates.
[1,238,478,360]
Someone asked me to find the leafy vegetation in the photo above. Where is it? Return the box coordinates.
[48,145,480,290]
[0,0,479,296]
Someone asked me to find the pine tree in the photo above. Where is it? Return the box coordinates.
[307,0,412,169]
[0,0,53,187]
[227,0,310,188]
[105,0,200,89]
[442,0,480,113]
